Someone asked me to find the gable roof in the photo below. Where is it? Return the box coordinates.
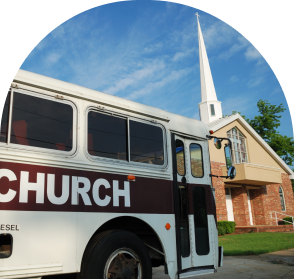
[208,113,294,179]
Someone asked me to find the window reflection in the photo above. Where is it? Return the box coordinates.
[190,143,203,177]
[11,92,73,151]
[130,120,164,165]
[88,112,128,160]
[176,139,185,176]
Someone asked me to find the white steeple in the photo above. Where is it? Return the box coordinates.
[196,13,222,124]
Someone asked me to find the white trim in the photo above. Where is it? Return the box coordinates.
[247,190,253,225]
[279,186,286,212]
[209,114,294,178]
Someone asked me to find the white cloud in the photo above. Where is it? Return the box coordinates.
[46,52,61,64]
[245,46,262,61]
[126,67,193,100]
[201,21,236,50]
[172,47,196,62]
[229,75,239,83]
[104,60,165,95]
[142,42,163,54]
[222,95,252,116]
[218,36,249,60]
[247,77,264,88]
[51,26,65,39]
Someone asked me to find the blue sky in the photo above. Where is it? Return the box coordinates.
[20,0,293,138]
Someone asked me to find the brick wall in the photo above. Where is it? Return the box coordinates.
[210,161,227,221]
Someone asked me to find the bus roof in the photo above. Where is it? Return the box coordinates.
[13,69,209,139]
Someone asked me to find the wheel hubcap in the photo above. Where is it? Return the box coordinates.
[104,249,142,279]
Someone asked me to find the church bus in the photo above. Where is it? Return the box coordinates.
[0,70,235,279]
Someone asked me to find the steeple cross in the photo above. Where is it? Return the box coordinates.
[195,12,200,19]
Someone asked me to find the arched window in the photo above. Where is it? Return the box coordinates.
[227,127,248,164]
[279,186,286,211]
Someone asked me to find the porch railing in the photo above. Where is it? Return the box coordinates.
[270,211,294,229]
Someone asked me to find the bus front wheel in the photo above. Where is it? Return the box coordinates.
[79,230,152,279]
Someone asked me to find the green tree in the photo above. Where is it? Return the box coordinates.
[230,100,294,166]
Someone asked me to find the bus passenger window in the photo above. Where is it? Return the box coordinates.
[176,139,185,176]
[0,92,10,143]
[129,120,164,165]
[88,112,128,161]
[190,143,203,177]
[10,92,73,151]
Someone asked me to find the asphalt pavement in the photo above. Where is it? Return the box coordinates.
[153,248,294,279]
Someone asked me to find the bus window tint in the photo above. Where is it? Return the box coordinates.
[190,143,203,177]
[0,92,10,143]
[176,139,185,176]
[130,120,164,165]
[88,112,128,161]
[10,92,73,151]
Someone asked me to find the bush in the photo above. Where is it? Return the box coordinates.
[217,221,236,235]
[217,223,226,236]
[283,216,293,225]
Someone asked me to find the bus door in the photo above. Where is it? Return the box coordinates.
[173,134,216,274]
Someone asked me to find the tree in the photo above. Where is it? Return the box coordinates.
[230,100,294,166]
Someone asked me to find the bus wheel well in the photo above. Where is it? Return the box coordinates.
[92,216,165,267]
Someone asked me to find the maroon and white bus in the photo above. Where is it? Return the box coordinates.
[0,70,235,279]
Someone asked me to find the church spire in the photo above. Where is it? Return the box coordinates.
[196,13,222,124]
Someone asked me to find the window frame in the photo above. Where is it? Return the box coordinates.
[85,106,168,169]
[0,88,78,156]
[227,127,248,164]
[279,186,286,212]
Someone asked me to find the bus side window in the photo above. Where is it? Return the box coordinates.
[129,120,164,165]
[10,92,73,151]
[87,111,128,161]
[0,92,10,143]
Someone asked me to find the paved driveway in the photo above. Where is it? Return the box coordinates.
[153,248,294,279]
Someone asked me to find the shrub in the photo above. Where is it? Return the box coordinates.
[283,216,293,225]
[217,221,236,235]
[217,223,226,236]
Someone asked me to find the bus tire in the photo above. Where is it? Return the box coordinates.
[79,230,152,279]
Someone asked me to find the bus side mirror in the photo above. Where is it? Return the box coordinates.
[227,166,236,180]
[224,145,232,169]
[214,138,222,149]
[224,144,237,179]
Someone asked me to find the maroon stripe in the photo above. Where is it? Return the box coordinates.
[0,161,174,214]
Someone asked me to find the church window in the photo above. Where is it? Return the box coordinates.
[227,127,248,164]
[279,186,286,211]
[210,104,215,116]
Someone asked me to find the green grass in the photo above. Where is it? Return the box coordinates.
[219,232,294,256]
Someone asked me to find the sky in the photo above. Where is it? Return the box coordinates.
[20,0,293,138]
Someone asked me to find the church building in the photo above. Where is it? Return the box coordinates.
[196,15,294,228]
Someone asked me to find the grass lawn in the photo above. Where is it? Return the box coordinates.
[219,232,294,256]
